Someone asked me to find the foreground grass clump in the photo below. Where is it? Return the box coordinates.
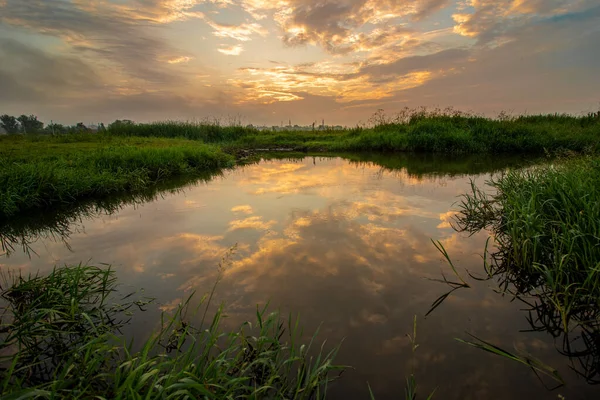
[108,109,600,154]
[0,134,234,220]
[0,265,343,399]
[456,156,600,329]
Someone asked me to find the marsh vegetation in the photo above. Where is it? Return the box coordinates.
[107,108,600,154]
[0,265,343,399]
[427,155,600,385]
[1,108,599,398]
[0,134,233,220]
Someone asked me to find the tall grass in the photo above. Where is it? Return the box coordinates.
[0,134,234,220]
[108,120,258,142]
[0,264,345,399]
[420,156,600,384]
[107,109,600,154]
[0,264,441,399]
[432,156,600,383]
[456,156,600,330]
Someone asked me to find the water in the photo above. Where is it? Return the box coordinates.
[1,155,597,399]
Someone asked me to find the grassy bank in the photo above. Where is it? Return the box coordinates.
[456,156,600,330]
[0,134,234,220]
[109,111,600,154]
[0,265,343,399]
[0,173,227,257]
[1,109,599,219]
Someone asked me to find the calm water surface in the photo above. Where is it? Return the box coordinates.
[1,156,597,399]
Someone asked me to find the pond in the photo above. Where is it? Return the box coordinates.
[0,154,597,399]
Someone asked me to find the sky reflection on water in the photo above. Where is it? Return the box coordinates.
[1,156,596,399]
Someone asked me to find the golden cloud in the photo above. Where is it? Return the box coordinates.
[167,56,193,64]
[231,61,433,104]
[206,20,268,41]
[218,44,244,55]
[231,205,254,214]
[228,216,277,232]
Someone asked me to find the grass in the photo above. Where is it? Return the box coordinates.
[421,156,600,384]
[456,156,600,331]
[0,134,234,220]
[0,264,345,399]
[108,109,600,154]
[417,155,600,385]
[0,262,444,399]
[2,108,599,219]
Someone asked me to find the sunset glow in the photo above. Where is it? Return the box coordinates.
[0,0,598,125]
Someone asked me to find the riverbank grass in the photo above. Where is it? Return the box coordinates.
[109,111,600,154]
[0,134,234,220]
[457,156,600,329]
[0,264,344,399]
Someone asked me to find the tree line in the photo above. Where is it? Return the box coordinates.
[0,114,109,134]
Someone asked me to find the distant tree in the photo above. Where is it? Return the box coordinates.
[17,115,44,133]
[108,119,134,130]
[75,122,90,132]
[0,114,20,134]
[45,122,67,134]
[98,122,106,132]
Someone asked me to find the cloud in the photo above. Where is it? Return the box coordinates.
[230,54,438,104]
[0,38,104,103]
[240,0,452,54]
[359,48,470,80]
[372,6,600,115]
[218,44,244,55]
[168,56,193,64]
[206,20,267,41]
[0,0,191,85]
[231,205,254,214]
[452,0,597,43]
[1,0,599,124]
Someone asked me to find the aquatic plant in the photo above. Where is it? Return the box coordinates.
[0,264,345,399]
[457,156,600,330]
[427,155,600,384]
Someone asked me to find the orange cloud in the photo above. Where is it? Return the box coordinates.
[206,20,267,41]
[218,44,244,55]
[231,205,254,214]
[228,216,277,232]
[167,56,193,64]
[230,63,432,104]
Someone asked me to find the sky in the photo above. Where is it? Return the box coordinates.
[0,0,599,126]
